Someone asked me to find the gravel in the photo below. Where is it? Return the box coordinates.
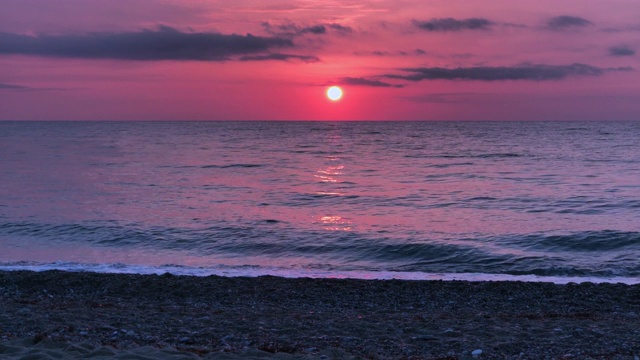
[1,270,639,359]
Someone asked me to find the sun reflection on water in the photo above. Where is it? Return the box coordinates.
[314,165,344,183]
[313,134,352,230]
[318,215,352,231]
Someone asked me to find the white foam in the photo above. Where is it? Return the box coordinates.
[1,261,639,284]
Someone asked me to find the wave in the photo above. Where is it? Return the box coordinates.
[0,261,638,285]
[200,164,264,169]
[404,153,525,159]
[442,153,525,159]
[2,221,640,279]
[516,230,640,252]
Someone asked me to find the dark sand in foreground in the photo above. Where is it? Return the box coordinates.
[1,270,639,359]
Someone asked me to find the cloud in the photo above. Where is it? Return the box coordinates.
[601,25,640,33]
[262,22,352,37]
[0,82,69,91]
[0,82,27,90]
[0,26,293,61]
[354,49,426,57]
[545,16,592,30]
[298,25,327,35]
[339,77,404,88]
[327,24,353,34]
[386,63,631,82]
[609,45,635,57]
[401,92,479,103]
[353,50,392,56]
[413,18,493,32]
[239,53,320,62]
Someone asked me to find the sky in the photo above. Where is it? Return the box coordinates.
[0,0,639,121]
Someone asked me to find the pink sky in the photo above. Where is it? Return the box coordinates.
[1,0,639,120]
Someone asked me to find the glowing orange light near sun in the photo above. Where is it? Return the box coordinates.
[327,86,343,101]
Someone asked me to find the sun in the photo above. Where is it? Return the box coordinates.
[327,86,343,101]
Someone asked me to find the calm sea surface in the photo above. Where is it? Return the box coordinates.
[1,121,639,283]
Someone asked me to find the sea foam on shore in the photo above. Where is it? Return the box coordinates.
[2,261,640,285]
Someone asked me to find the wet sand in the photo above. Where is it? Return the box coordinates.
[1,270,639,359]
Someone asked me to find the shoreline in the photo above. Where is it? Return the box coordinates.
[1,270,639,359]
[3,264,639,285]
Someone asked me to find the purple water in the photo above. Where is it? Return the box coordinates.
[1,121,639,283]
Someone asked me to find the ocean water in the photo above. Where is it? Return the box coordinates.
[1,121,639,283]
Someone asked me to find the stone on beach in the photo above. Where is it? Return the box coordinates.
[1,270,640,359]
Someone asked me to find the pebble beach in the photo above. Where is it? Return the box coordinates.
[1,270,640,359]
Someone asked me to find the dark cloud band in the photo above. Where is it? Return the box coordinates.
[386,64,630,82]
[262,22,352,37]
[609,46,635,57]
[240,53,320,62]
[0,26,293,61]
[0,82,27,90]
[546,16,592,30]
[339,77,403,88]
[354,49,426,57]
[413,18,493,32]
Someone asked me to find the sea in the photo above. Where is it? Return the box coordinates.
[1,121,639,284]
